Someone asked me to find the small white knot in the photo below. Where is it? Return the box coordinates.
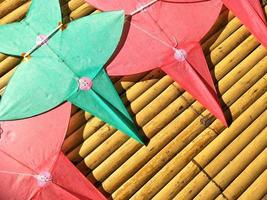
[36,172,52,187]
[36,34,49,46]
[174,48,187,62]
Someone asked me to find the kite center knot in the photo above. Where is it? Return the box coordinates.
[36,171,52,186]
[174,48,187,62]
[36,34,49,46]
[78,77,93,91]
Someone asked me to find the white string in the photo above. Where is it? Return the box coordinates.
[0,170,36,177]
[130,0,159,16]
[130,21,174,49]
[23,23,63,58]
[128,0,177,51]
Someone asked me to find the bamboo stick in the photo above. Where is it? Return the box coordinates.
[193,128,267,200]
[0,67,15,89]
[202,15,242,53]
[121,70,164,104]
[195,103,266,168]
[217,148,267,200]
[238,169,267,200]
[127,75,266,200]
[61,0,84,17]
[65,110,93,137]
[152,100,267,200]
[114,71,150,95]
[217,45,266,93]
[0,0,29,19]
[201,9,235,43]
[0,57,20,76]
[174,111,267,200]
[209,25,252,65]
[69,3,95,20]
[212,35,260,81]
[0,54,7,62]
[0,1,30,24]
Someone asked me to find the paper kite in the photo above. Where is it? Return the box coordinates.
[0,103,106,200]
[222,0,267,48]
[0,0,144,144]
[85,0,267,126]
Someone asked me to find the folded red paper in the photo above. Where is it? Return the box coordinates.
[0,103,106,200]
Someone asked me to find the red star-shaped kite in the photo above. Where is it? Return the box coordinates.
[0,103,106,200]
[85,0,227,126]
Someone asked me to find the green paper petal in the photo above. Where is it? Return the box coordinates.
[50,11,125,79]
[0,22,35,56]
[25,0,62,33]
[67,80,144,144]
[0,56,77,120]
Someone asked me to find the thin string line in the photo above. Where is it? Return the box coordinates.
[0,170,36,177]
[136,0,175,46]
[23,23,63,58]
[130,21,174,49]
[130,0,159,16]
[127,0,177,51]
[0,149,38,174]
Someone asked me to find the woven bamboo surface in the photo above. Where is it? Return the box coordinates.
[0,0,266,199]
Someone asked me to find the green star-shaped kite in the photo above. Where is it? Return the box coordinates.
[0,0,144,144]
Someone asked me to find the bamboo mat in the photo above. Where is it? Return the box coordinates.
[0,0,266,199]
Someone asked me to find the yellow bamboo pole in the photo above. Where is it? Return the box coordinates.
[217,148,267,200]
[0,1,30,24]
[217,45,266,92]
[174,116,267,200]
[209,25,252,65]
[212,34,260,81]
[152,100,267,200]
[193,128,267,200]
[0,0,29,19]
[201,9,235,43]
[0,57,20,76]
[238,169,267,200]
[114,71,149,95]
[202,15,242,53]
[61,0,84,17]
[0,67,15,89]
[127,74,266,200]
[0,54,7,62]
[69,3,95,20]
